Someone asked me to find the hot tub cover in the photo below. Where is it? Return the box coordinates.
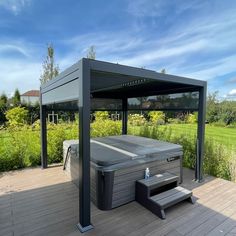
[63,135,183,167]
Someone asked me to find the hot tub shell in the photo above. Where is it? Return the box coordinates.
[63,135,183,210]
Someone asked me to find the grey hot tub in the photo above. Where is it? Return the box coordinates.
[63,135,183,210]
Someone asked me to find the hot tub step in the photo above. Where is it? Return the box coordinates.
[137,172,179,190]
[136,172,194,219]
[149,186,193,219]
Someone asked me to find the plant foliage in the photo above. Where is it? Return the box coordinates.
[40,44,59,84]
[5,107,28,127]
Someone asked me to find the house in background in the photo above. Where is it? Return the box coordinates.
[20,90,40,105]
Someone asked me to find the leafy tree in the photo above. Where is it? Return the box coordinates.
[0,93,7,104]
[206,92,220,123]
[160,68,166,74]
[5,106,28,127]
[206,92,236,125]
[40,44,59,84]
[22,102,40,124]
[12,89,21,106]
[87,45,96,59]
[219,101,236,125]
[0,93,8,124]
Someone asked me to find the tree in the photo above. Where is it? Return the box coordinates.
[160,68,166,74]
[206,92,220,123]
[87,45,96,59]
[0,93,7,104]
[0,93,8,124]
[219,100,236,125]
[12,89,21,106]
[5,106,28,127]
[40,44,59,84]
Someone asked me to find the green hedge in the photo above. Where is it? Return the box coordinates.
[136,125,236,181]
[0,121,235,182]
[0,120,121,172]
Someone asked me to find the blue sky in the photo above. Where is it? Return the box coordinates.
[0,0,236,99]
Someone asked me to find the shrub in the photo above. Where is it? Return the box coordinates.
[0,120,123,172]
[211,120,226,127]
[91,120,121,137]
[5,106,28,127]
[168,118,183,124]
[185,112,198,124]
[0,126,40,171]
[228,152,236,182]
[128,114,146,126]
[0,120,235,184]
[137,124,236,181]
[94,111,109,121]
[227,122,236,128]
[48,125,67,164]
[148,111,165,125]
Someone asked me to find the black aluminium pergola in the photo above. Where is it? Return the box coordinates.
[40,58,207,232]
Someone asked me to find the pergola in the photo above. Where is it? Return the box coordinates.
[40,58,207,232]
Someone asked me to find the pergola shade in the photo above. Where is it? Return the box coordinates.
[40,58,206,232]
[41,59,205,103]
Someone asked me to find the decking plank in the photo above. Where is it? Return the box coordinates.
[1,166,236,236]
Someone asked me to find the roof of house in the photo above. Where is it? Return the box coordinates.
[21,90,40,97]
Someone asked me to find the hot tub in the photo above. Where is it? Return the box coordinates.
[63,135,183,210]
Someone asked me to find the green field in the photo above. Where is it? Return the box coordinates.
[167,124,235,150]
[129,124,236,151]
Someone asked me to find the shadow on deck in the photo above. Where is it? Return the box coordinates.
[1,166,236,236]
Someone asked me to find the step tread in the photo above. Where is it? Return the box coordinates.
[137,172,178,188]
[150,186,192,208]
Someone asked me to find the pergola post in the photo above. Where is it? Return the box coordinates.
[122,98,128,135]
[77,59,93,233]
[40,91,47,169]
[196,85,207,182]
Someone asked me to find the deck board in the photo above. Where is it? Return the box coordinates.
[1,166,236,236]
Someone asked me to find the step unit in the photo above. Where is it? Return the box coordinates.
[136,172,194,219]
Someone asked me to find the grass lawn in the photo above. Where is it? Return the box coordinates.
[1,123,236,151]
[129,123,236,151]
[168,124,236,150]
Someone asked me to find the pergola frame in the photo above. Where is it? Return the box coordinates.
[40,58,206,232]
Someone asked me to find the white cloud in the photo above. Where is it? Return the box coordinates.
[228,77,236,84]
[176,55,236,80]
[127,0,205,18]
[61,31,208,69]
[118,40,207,67]
[1,1,236,97]
[0,0,31,15]
[0,43,30,57]
[0,40,42,95]
[0,57,41,96]
[228,89,236,96]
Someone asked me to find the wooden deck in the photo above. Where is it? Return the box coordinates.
[1,166,236,236]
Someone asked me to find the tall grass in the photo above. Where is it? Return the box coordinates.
[0,120,121,172]
[0,121,236,182]
[133,125,236,182]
